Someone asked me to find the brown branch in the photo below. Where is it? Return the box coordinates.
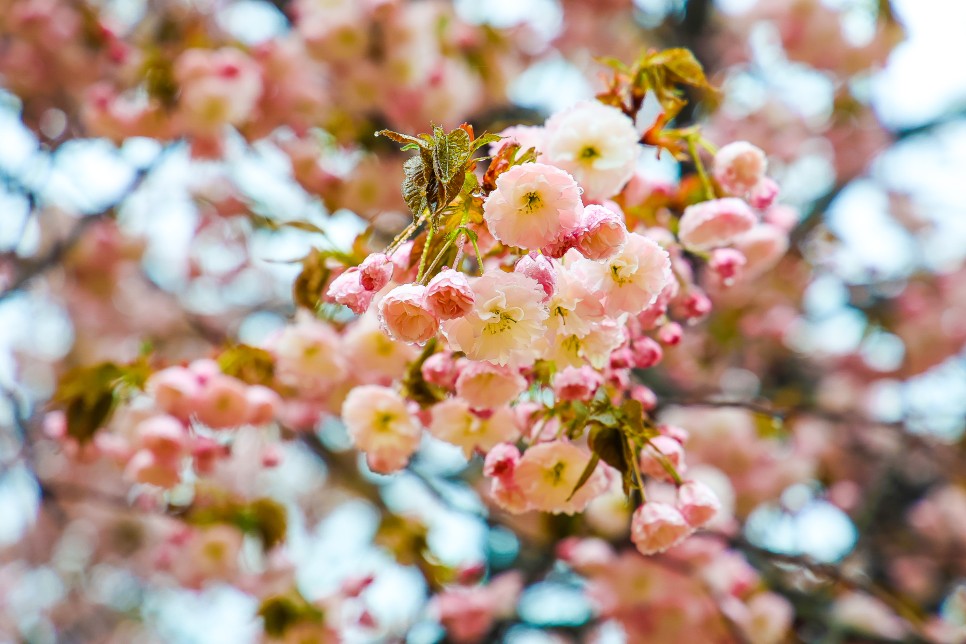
[0,150,165,304]
[720,532,937,643]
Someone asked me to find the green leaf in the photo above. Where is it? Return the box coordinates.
[589,424,627,471]
[53,361,149,443]
[217,345,276,388]
[402,154,432,219]
[432,126,471,184]
[470,132,503,152]
[258,597,302,637]
[399,338,445,407]
[376,129,429,149]
[246,497,288,550]
[566,451,601,501]
[649,48,713,90]
[292,248,331,311]
[278,220,327,235]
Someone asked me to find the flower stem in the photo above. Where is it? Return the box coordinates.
[687,134,715,201]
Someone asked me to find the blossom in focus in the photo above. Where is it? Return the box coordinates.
[426,268,475,320]
[379,283,439,344]
[572,232,672,316]
[482,162,583,250]
[574,203,627,261]
[442,270,549,368]
[676,479,722,527]
[542,100,640,201]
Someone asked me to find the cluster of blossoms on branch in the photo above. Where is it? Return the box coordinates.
[14,0,966,640]
[49,51,790,569]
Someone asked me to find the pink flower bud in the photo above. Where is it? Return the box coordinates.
[245,385,281,426]
[609,346,633,369]
[326,268,373,314]
[148,366,201,420]
[137,415,188,464]
[359,253,393,292]
[421,352,461,389]
[631,502,694,555]
[514,253,556,301]
[192,436,227,474]
[640,435,687,481]
[713,141,767,196]
[658,424,689,444]
[553,366,603,402]
[678,198,757,251]
[391,241,415,281]
[631,337,663,369]
[483,442,521,481]
[676,480,721,527]
[379,283,439,344]
[425,269,475,320]
[748,176,780,209]
[125,449,181,488]
[676,290,712,321]
[261,445,283,468]
[574,204,627,260]
[540,231,578,259]
[657,322,683,346]
[709,248,746,283]
[630,385,658,410]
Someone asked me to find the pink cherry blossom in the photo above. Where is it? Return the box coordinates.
[513,441,608,514]
[455,361,527,409]
[358,252,394,291]
[341,385,421,474]
[553,365,603,401]
[630,502,694,555]
[574,203,627,261]
[483,162,583,250]
[379,283,439,344]
[442,270,549,368]
[543,100,640,201]
[327,267,374,314]
[676,480,722,527]
[425,269,475,320]
[677,198,757,251]
[713,141,768,197]
[572,232,672,316]
[514,253,556,300]
[428,398,519,458]
[640,435,687,482]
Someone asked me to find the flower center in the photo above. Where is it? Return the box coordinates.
[579,145,600,161]
[373,411,396,431]
[482,308,519,335]
[521,191,542,213]
[546,461,566,486]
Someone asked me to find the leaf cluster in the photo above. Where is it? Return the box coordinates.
[257,592,325,638]
[566,397,663,502]
[377,125,499,229]
[184,494,288,551]
[50,357,152,443]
